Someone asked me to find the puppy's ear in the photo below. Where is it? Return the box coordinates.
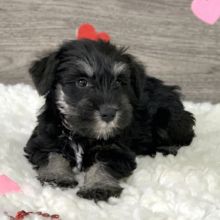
[124,54,146,99]
[29,51,59,95]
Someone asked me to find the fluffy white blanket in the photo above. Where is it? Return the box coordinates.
[0,84,220,220]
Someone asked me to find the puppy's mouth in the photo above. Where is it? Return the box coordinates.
[93,111,120,140]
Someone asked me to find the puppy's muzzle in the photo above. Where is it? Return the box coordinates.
[99,105,118,122]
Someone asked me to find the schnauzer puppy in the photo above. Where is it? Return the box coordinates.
[24,39,195,201]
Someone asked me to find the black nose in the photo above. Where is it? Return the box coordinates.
[99,106,117,122]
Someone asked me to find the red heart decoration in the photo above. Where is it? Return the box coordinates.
[76,23,111,42]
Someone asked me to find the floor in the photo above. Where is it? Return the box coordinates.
[0,0,219,102]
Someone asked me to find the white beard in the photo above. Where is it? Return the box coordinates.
[93,111,120,140]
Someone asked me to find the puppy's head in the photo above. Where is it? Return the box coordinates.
[30,40,146,140]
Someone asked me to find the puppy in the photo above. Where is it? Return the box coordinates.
[24,39,195,201]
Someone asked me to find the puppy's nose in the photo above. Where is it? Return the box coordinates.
[99,106,117,122]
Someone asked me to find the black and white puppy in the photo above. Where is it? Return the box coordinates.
[24,39,195,201]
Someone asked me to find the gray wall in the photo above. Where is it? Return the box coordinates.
[0,0,219,102]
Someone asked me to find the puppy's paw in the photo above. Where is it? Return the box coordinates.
[37,153,78,188]
[77,186,123,201]
[38,175,78,188]
[37,167,78,188]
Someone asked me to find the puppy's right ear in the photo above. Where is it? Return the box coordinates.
[29,51,59,96]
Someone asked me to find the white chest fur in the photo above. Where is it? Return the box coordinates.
[71,142,84,171]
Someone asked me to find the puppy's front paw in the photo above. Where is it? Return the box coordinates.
[77,186,123,201]
[38,175,78,188]
[37,153,78,188]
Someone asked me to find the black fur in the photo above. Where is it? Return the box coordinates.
[24,39,195,201]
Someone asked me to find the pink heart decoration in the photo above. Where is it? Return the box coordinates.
[0,175,21,195]
[191,0,220,25]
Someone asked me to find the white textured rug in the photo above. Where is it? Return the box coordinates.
[0,84,220,220]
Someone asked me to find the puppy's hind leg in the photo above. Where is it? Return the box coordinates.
[38,153,78,188]
[154,108,195,155]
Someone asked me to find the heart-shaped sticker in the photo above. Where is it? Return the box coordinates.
[76,23,111,42]
[0,175,20,195]
[191,0,220,25]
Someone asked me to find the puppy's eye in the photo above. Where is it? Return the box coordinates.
[76,79,88,88]
[115,80,121,87]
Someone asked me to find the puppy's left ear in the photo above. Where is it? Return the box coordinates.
[29,51,59,96]
[124,54,146,99]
